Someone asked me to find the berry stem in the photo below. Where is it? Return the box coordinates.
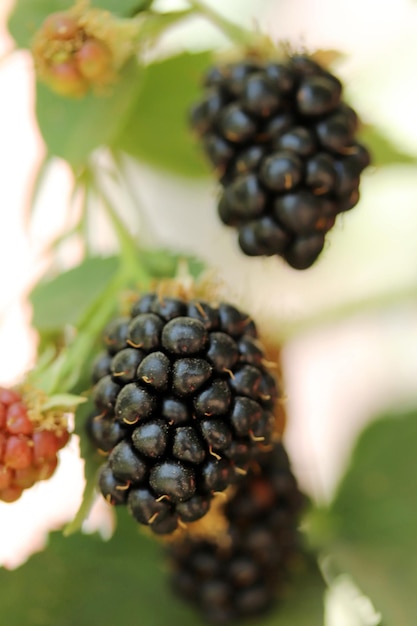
[280,283,417,340]
[186,0,254,46]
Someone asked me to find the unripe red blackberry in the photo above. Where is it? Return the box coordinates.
[0,387,70,502]
[167,442,305,623]
[88,288,284,535]
[190,53,370,269]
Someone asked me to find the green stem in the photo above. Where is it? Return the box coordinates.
[279,283,417,341]
[187,0,254,46]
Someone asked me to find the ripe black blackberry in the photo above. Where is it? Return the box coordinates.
[88,290,284,535]
[167,442,305,623]
[190,53,371,269]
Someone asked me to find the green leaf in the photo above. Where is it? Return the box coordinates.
[359,124,416,167]
[8,0,152,48]
[41,393,87,411]
[140,248,206,280]
[0,508,325,626]
[327,410,417,625]
[261,556,325,626]
[35,59,143,166]
[65,399,103,536]
[114,51,213,177]
[30,256,118,334]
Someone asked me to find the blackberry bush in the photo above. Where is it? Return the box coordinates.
[0,387,70,502]
[167,442,305,624]
[88,288,284,535]
[190,54,371,269]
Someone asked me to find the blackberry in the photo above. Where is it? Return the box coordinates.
[88,291,283,535]
[167,442,305,623]
[190,53,370,269]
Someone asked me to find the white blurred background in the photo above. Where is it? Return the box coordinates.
[0,1,416,623]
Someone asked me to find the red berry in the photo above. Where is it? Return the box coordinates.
[0,388,20,406]
[33,430,59,464]
[4,436,33,470]
[55,429,70,450]
[0,465,13,490]
[13,466,38,489]
[36,456,58,481]
[0,404,6,428]
[47,62,87,97]
[6,402,34,435]
[41,12,79,40]
[75,39,112,80]
[0,486,24,503]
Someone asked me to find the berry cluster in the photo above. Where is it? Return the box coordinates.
[167,442,305,624]
[88,292,282,535]
[190,54,370,269]
[0,387,70,502]
[32,10,114,97]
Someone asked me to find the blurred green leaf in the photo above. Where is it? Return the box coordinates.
[328,410,417,625]
[30,256,118,334]
[0,507,324,626]
[65,399,102,536]
[359,124,416,167]
[8,0,152,48]
[140,248,206,280]
[114,51,213,177]
[35,59,143,166]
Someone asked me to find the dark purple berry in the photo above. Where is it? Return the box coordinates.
[224,174,266,218]
[103,317,129,355]
[187,300,220,331]
[315,109,356,153]
[284,233,325,270]
[176,494,210,522]
[149,461,196,502]
[87,414,126,452]
[259,151,303,192]
[137,351,171,391]
[131,420,169,458]
[194,380,232,417]
[151,296,186,321]
[130,293,157,317]
[189,89,225,135]
[234,145,266,174]
[274,191,323,235]
[206,332,239,373]
[204,134,235,170]
[92,352,111,383]
[172,426,206,464]
[114,383,157,425]
[296,74,341,116]
[127,313,163,350]
[172,358,212,396]
[241,73,281,117]
[238,336,264,366]
[111,348,144,384]
[218,303,254,338]
[98,465,128,505]
[273,126,317,157]
[230,396,262,436]
[305,152,336,193]
[108,440,147,483]
[238,217,291,257]
[162,317,208,355]
[161,397,189,425]
[230,365,262,400]
[218,104,257,143]
[92,375,120,412]
[200,457,232,492]
[200,419,232,451]
[264,62,295,93]
[128,487,172,525]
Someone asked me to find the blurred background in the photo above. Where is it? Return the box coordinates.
[0,0,416,622]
